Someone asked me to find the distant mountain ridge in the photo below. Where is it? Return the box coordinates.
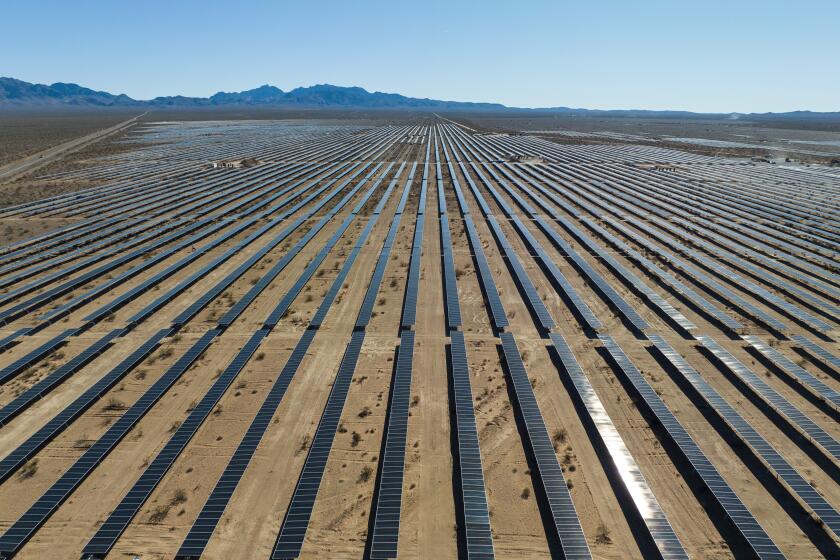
[0,77,504,110]
[1,77,838,120]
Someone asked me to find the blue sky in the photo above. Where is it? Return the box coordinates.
[2,0,837,112]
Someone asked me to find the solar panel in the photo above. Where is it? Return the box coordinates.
[271,330,366,559]
[0,329,219,557]
[536,214,649,333]
[128,164,357,326]
[438,181,463,329]
[448,331,495,559]
[175,328,316,559]
[498,332,590,559]
[598,335,785,559]
[697,336,840,463]
[460,216,508,330]
[649,334,840,541]
[598,217,743,333]
[549,333,688,559]
[173,166,370,328]
[485,216,555,332]
[369,330,415,558]
[400,197,426,329]
[0,328,31,354]
[663,222,831,333]
[355,177,412,329]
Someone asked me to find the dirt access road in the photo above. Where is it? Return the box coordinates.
[0,112,145,184]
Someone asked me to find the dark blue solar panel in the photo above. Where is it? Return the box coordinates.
[176,166,401,558]
[271,330,366,559]
[0,329,171,483]
[449,331,496,559]
[498,332,590,559]
[0,329,77,385]
[437,167,463,329]
[369,331,415,558]
[0,329,122,428]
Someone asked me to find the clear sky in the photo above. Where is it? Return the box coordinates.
[2,0,837,113]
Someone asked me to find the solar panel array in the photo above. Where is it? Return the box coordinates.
[370,150,427,557]
[0,328,172,483]
[434,129,496,559]
[0,114,837,560]
[743,335,840,412]
[175,166,400,558]
[791,335,840,372]
[460,167,555,331]
[598,335,785,559]
[0,130,412,558]
[489,172,650,333]
[369,330,415,558]
[697,336,840,463]
[0,328,219,557]
[649,334,840,541]
[82,329,268,556]
[81,157,394,559]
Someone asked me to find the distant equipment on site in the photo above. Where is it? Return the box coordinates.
[505,154,546,164]
[210,157,262,169]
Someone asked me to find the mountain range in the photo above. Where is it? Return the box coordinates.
[1,77,838,121]
[0,77,503,110]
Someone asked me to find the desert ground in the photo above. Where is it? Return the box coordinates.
[0,111,837,560]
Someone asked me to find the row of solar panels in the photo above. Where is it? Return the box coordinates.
[83,160,396,553]
[449,121,839,296]
[0,124,403,302]
[479,164,602,333]
[0,122,392,221]
[649,334,840,541]
[0,128,403,305]
[598,335,787,559]
[0,160,339,316]
[433,129,496,559]
[446,125,839,347]
[553,159,838,262]
[370,152,430,557]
